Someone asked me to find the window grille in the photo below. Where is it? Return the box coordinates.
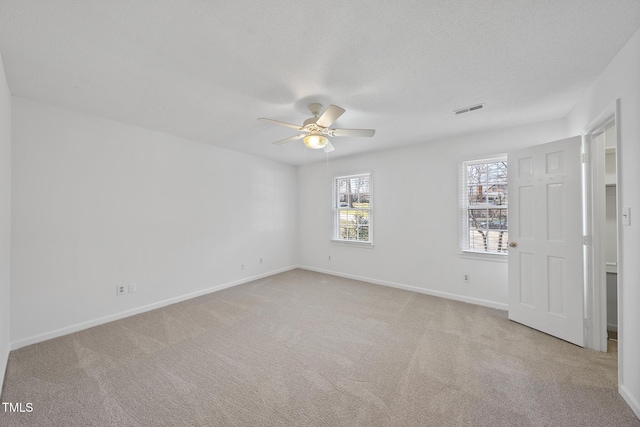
[333,173,372,244]
[461,158,508,254]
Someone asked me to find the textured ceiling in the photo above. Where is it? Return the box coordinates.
[1,1,639,166]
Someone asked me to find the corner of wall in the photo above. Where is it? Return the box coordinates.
[620,384,640,420]
[0,50,12,397]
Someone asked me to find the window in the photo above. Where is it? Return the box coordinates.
[461,158,508,254]
[333,173,372,244]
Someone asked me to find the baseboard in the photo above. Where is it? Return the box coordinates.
[10,265,508,350]
[10,266,297,351]
[620,384,640,420]
[298,265,508,311]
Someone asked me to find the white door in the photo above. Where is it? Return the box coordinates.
[508,136,584,346]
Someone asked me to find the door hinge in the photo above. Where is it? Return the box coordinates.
[583,235,592,245]
[584,318,592,330]
[581,153,587,163]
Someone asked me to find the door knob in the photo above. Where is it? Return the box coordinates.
[508,241,517,248]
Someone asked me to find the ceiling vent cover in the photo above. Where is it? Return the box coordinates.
[454,103,484,115]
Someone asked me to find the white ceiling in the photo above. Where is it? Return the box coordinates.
[1,1,639,166]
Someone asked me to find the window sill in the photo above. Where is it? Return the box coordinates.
[459,250,508,263]
[331,239,375,248]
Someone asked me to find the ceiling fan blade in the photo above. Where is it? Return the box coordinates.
[316,105,345,128]
[272,134,305,145]
[323,141,335,153]
[258,118,302,130]
[331,128,376,137]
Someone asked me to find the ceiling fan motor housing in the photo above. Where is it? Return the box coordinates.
[308,103,323,116]
[303,117,319,128]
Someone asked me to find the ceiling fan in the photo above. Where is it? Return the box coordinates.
[258,103,375,152]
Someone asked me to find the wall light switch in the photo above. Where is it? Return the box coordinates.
[622,207,631,226]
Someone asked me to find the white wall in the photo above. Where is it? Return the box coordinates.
[10,97,298,347]
[566,27,640,419]
[0,50,12,393]
[298,119,566,308]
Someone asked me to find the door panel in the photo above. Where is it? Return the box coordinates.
[508,136,584,346]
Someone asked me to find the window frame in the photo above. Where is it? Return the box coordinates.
[460,156,508,257]
[332,172,373,246]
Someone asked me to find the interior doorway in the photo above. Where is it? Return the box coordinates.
[584,101,620,354]
[592,120,618,351]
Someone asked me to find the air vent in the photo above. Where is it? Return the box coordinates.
[454,103,484,115]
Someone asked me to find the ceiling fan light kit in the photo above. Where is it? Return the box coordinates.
[258,103,375,152]
[303,134,328,149]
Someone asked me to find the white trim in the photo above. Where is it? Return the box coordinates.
[583,100,619,356]
[331,239,374,248]
[613,99,623,389]
[298,265,508,310]
[583,102,617,134]
[459,251,508,263]
[459,154,508,165]
[9,266,297,351]
[583,130,602,351]
[620,384,640,420]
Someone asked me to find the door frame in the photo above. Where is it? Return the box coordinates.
[583,100,622,359]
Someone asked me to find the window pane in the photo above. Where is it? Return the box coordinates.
[487,184,508,206]
[469,209,488,230]
[468,185,486,206]
[338,180,347,195]
[467,229,509,253]
[488,162,508,184]
[340,224,354,240]
[468,229,486,251]
[488,208,508,230]
[357,212,369,226]
[467,164,484,185]
[358,225,369,241]
[356,192,370,205]
[347,179,358,207]
[487,230,509,253]
[346,211,355,224]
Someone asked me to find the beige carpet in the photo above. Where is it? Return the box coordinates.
[1,269,638,426]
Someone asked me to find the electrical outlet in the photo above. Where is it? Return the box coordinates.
[128,282,137,293]
[116,285,126,296]
[259,258,263,264]
[328,255,331,261]
[463,274,470,283]
[241,264,246,270]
